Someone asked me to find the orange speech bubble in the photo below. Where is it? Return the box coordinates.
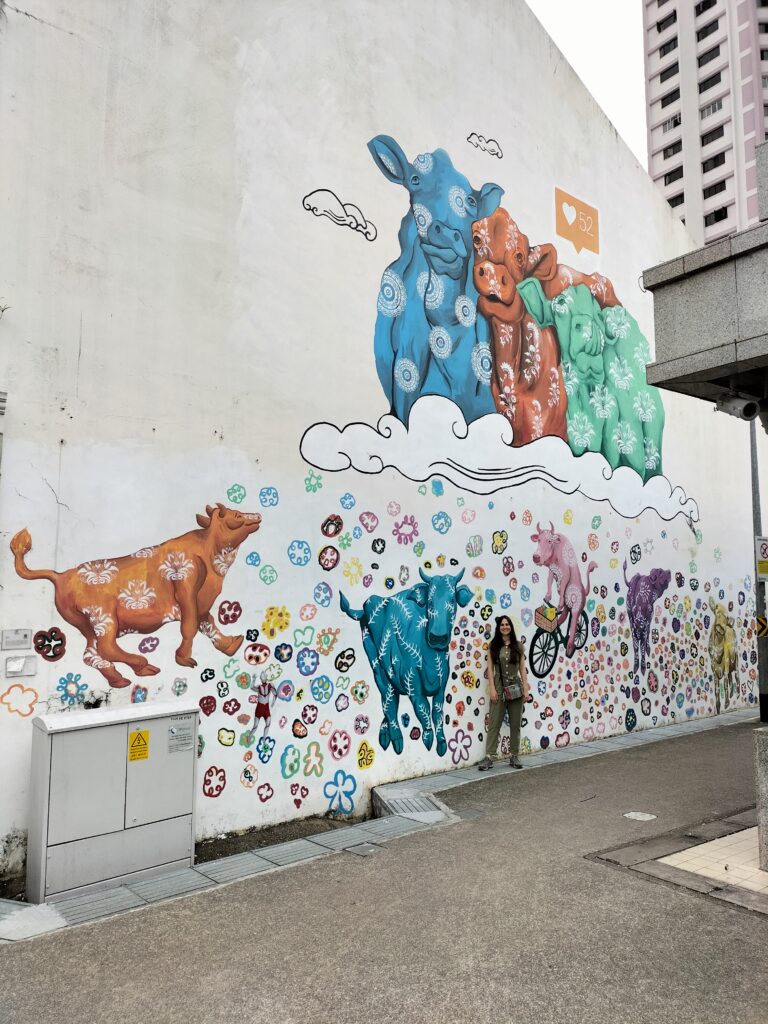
[555,187,599,255]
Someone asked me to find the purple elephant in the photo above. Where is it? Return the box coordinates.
[623,560,671,677]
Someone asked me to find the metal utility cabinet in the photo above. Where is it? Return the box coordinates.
[27,701,199,903]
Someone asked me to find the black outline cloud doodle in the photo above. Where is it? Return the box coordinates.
[302,189,377,241]
[467,132,503,159]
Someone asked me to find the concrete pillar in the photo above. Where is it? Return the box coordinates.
[758,141,768,224]
[756,728,768,871]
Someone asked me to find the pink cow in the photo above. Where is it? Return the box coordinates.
[531,522,597,656]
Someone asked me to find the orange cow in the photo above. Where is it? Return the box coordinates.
[471,208,620,445]
[11,503,261,688]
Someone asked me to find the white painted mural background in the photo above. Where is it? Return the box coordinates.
[0,0,763,887]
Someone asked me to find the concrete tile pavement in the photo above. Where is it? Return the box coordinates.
[0,713,767,1023]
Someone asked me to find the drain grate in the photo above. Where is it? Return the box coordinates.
[258,839,330,867]
[125,868,214,903]
[386,795,439,815]
[195,853,275,884]
[54,886,145,925]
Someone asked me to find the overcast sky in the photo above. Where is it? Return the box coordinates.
[524,0,648,169]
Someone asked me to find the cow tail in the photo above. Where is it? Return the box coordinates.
[586,560,597,592]
[10,529,59,584]
[339,591,364,621]
[622,559,629,588]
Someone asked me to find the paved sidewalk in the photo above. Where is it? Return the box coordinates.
[1,710,766,1023]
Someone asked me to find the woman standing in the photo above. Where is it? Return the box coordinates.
[478,615,530,770]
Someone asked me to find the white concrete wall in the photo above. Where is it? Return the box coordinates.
[0,0,759,886]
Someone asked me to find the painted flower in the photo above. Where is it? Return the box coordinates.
[357,741,375,769]
[612,422,637,455]
[303,741,324,778]
[262,605,291,638]
[258,487,279,508]
[257,783,274,803]
[226,483,246,504]
[428,325,452,360]
[310,675,334,704]
[455,294,477,326]
[304,470,323,494]
[212,546,237,576]
[239,729,256,749]
[604,305,631,339]
[377,268,406,317]
[77,560,118,585]
[57,672,87,706]
[394,357,419,393]
[287,540,311,566]
[351,680,369,704]
[588,384,617,420]
[568,411,595,451]
[258,564,278,585]
[634,336,652,368]
[547,367,561,408]
[82,606,113,637]
[633,391,657,423]
[354,714,370,734]
[315,627,340,656]
[280,744,301,778]
[413,205,432,239]
[471,343,493,385]
[256,736,276,763]
[323,769,357,814]
[392,515,419,546]
[132,547,156,559]
[608,357,634,390]
[418,272,445,311]
[562,361,579,397]
[447,727,472,765]
[342,557,364,586]
[338,532,353,550]
[118,580,156,610]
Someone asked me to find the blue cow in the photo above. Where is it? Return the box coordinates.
[368,135,503,425]
[340,568,473,756]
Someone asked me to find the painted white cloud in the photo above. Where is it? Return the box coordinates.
[300,396,699,523]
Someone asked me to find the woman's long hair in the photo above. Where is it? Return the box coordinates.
[489,615,520,664]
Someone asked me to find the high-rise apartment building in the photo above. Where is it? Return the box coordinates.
[643,0,768,245]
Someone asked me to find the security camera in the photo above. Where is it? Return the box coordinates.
[714,393,760,420]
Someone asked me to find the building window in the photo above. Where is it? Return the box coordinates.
[763,75,768,88]
[668,194,684,208]
[704,206,729,226]
[698,46,719,67]
[660,61,679,84]
[663,139,683,159]
[696,19,718,41]
[699,72,721,93]
[764,103,768,117]
[657,11,677,32]
[664,166,684,185]
[658,0,671,5]
[701,124,725,146]
[695,0,716,15]
[663,113,683,132]
[763,49,768,61]
[702,152,725,173]
[661,88,681,107]
[703,179,727,199]
[700,98,723,119]
[660,37,678,57]
[761,22,768,33]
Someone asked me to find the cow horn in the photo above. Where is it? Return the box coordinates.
[549,521,555,534]
[452,568,465,585]
[419,567,432,584]
[205,504,214,516]
[536,521,543,533]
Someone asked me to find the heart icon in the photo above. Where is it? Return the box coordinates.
[301,786,308,798]
[418,485,427,495]
[294,799,302,808]
[563,202,577,226]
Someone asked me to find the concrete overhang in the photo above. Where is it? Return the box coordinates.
[642,223,768,406]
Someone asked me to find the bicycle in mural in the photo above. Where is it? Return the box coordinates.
[528,601,589,679]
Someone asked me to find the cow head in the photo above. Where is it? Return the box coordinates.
[368,135,503,280]
[530,522,558,566]
[708,596,733,630]
[646,568,671,601]
[409,568,473,649]
[196,503,262,544]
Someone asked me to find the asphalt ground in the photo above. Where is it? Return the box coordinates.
[1,721,765,1024]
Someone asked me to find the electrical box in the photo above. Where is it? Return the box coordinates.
[27,701,199,903]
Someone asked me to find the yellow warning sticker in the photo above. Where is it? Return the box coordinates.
[128,729,149,762]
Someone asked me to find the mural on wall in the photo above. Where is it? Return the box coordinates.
[4,133,759,843]
[467,132,503,159]
[10,504,261,688]
[341,568,473,755]
[301,137,694,522]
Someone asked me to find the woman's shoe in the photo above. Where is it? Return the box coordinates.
[477,756,494,771]
[510,756,523,769]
